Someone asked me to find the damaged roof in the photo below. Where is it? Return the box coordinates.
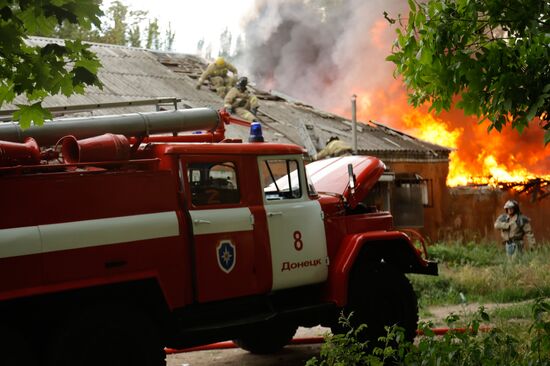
[2,37,451,162]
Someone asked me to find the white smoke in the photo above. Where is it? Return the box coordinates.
[238,0,407,117]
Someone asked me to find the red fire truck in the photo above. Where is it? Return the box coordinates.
[0,107,436,366]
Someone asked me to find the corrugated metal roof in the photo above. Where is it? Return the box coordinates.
[2,37,451,161]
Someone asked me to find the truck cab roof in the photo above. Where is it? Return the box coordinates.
[162,142,306,156]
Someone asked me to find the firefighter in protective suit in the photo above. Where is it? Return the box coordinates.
[494,199,535,256]
[314,136,353,160]
[224,77,260,122]
[196,57,238,97]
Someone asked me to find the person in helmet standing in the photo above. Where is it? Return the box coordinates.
[494,200,536,256]
[196,57,238,97]
[224,77,260,122]
[314,136,353,160]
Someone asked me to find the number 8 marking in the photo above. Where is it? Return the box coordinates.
[293,230,303,251]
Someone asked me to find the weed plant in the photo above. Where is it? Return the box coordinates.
[307,299,550,366]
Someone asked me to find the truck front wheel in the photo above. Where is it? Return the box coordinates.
[233,322,297,354]
[335,262,418,345]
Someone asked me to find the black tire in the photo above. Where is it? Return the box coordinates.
[47,304,165,366]
[333,261,418,345]
[233,321,298,354]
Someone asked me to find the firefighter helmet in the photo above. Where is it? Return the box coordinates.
[236,76,248,90]
[215,57,226,66]
[504,200,519,212]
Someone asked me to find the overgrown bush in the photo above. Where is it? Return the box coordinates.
[307,299,550,365]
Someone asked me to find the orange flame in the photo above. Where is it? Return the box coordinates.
[336,82,550,187]
[326,15,550,188]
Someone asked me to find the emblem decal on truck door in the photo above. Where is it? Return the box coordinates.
[217,240,236,273]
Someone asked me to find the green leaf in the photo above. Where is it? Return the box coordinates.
[0,81,16,105]
[420,48,433,65]
[545,130,550,146]
[385,54,400,63]
[74,58,101,74]
[40,43,67,57]
[13,103,53,129]
[59,76,74,96]
[72,66,99,87]
[27,89,49,101]
[19,9,57,35]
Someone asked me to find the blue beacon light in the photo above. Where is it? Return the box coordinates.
[248,121,264,142]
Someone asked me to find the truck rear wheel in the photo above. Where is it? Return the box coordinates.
[47,305,165,366]
[335,262,418,345]
[233,322,297,354]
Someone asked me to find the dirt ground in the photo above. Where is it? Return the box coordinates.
[424,299,535,326]
[166,326,328,366]
[166,301,534,366]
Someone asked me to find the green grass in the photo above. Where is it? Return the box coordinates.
[490,302,533,321]
[427,241,504,267]
[410,242,550,307]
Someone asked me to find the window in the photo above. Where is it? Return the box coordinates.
[188,162,240,206]
[260,159,302,200]
[420,179,433,207]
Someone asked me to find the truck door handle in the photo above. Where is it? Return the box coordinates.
[194,219,211,224]
[268,211,283,217]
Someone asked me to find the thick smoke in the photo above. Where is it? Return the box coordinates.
[238,0,406,119]
[237,0,550,176]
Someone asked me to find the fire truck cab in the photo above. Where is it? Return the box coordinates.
[0,108,436,366]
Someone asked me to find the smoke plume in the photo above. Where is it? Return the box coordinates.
[238,0,550,178]
[239,0,406,120]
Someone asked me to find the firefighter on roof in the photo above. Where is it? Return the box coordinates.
[196,57,238,97]
[494,199,535,256]
[224,77,260,122]
[314,136,353,160]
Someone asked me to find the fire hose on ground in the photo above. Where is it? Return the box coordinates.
[164,326,491,354]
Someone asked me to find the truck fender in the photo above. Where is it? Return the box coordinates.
[324,231,433,307]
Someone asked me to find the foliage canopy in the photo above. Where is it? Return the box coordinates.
[38,1,176,53]
[386,0,550,144]
[0,0,103,128]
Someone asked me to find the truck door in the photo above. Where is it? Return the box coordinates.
[185,159,259,303]
[258,156,329,291]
